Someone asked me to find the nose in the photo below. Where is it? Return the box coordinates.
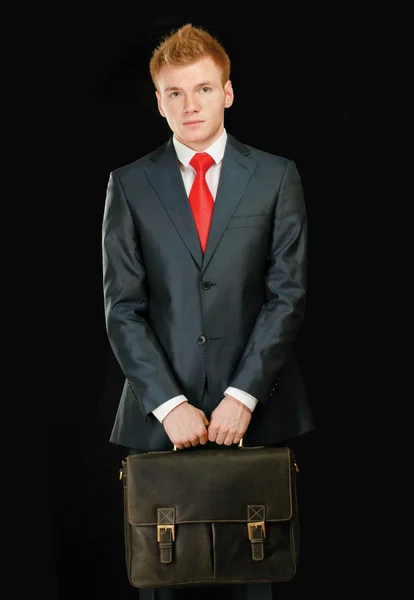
[183,94,200,113]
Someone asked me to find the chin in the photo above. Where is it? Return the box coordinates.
[182,129,202,139]
[177,128,213,149]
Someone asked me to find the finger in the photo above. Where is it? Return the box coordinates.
[190,438,199,447]
[184,442,191,449]
[224,432,235,446]
[215,431,227,445]
[199,429,208,445]
[208,427,218,443]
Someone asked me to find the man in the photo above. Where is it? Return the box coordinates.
[102,23,315,600]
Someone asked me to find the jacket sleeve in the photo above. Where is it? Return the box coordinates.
[102,171,183,415]
[227,160,307,404]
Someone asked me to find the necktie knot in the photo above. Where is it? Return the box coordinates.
[190,152,215,173]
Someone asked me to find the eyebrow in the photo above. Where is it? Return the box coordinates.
[164,81,214,92]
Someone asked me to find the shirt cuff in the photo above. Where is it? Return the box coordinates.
[224,387,259,412]
[152,395,188,423]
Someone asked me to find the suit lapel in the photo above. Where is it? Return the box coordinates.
[144,135,258,271]
[145,140,203,268]
[202,136,258,272]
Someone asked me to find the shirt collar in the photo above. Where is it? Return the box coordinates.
[173,129,227,167]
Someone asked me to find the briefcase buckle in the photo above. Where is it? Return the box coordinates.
[247,521,266,539]
[157,524,175,542]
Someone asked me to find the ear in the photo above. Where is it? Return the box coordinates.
[155,90,166,118]
[224,80,234,108]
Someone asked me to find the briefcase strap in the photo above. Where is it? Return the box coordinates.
[157,508,175,564]
[247,505,266,561]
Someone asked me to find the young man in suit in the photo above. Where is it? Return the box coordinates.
[102,23,315,600]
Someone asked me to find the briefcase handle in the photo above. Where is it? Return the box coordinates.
[173,437,244,451]
[172,440,299,471]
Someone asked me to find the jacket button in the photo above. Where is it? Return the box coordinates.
[201,281,212,290]
[197,335,207,345]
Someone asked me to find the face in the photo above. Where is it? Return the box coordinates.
[155,56,234,151]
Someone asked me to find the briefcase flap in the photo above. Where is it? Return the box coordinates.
[125,446,295,525]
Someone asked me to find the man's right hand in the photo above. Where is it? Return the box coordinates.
[162,402,209,449]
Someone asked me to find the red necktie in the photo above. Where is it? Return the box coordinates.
[189,152,215,252]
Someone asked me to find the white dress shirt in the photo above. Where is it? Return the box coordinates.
[152,129,259,423]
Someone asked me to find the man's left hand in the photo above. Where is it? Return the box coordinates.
[208,395,252,445]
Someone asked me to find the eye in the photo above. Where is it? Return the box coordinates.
[169,91,180,98]
[200,87,212,93]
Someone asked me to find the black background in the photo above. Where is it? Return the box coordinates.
[45,9,384,599]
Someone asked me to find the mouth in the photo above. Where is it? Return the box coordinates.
[183,120,204,126]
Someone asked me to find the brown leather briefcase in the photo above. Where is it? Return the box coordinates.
[119,444,299,589]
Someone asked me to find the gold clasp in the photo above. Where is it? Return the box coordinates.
[247,521,266,540]
[157,524,175,542]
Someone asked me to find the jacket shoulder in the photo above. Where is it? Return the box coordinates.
[111,140,169,179]
[227,134,293,169]
[246,144,292,169]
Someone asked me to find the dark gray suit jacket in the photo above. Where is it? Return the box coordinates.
[102,134,315,450]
